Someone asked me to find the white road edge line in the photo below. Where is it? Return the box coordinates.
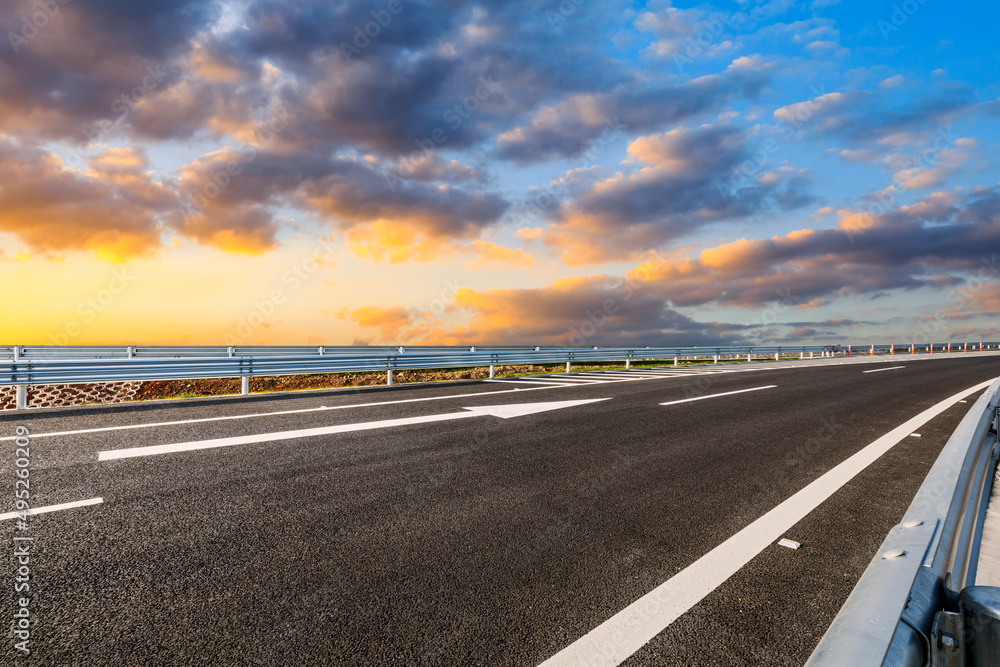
[863,366,906,373]
[538,377,996,667]
[0,497,103,521]
[659,385,777,406]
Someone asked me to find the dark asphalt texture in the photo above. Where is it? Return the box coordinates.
[1,354,999,666]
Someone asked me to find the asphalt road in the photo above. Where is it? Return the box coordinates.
[2,353,999,666]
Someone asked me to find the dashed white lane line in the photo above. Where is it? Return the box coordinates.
[659,385,777,406]
[538,378,996,667]
[863,366,906,373]
[0,498,103,521]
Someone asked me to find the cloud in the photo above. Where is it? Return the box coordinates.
[466,240,535,268]
[623,186,1000,309]
[0,141,171,259]
[168,147,509,261]
[370,275,750,346]
[537,122,815,265]
[0,0,213,140]
[772,81,976,146]
[296,157,509,262]
[494,56,772,164]
[338,305,415,341]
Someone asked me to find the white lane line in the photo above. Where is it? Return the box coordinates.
[659,385,777,406]
[99,398,611,461]
[0,497,103,521]
[0,384,559,442]
[484,380,579,386]
[863,366,906,373]
[541,380,611,385]
[539,378,995,667]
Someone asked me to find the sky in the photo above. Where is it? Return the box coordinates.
[0,0,998,347]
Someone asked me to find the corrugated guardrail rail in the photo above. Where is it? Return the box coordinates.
[807,377,1000,667]
[0,344,849,410]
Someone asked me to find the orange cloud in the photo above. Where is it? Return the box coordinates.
[466,240,535,268]
[0,142,170,260]
[338,305,415,340]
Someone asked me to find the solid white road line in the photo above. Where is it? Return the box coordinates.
[0,497,104,521]
[538,378,996,667]
[659,385,777,406]
[98,398,610,461]
[0,384,560,442]
[484,379,581,386]
[863,366,906,373]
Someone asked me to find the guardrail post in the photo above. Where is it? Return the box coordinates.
[241,376,249,395]
[15,385,27,410]
[566,361,571,373]
[775,352,779,361]
[489,364,495,378]
[800,351,804,359]
[13,346,21,362]
[228,346,235,357]
[318,346,325,355]
[625,356,631,370]
[674,356,678,367]
[387,369,393,385]
[127,346,135,359]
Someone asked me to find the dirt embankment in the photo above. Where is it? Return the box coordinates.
[132,364,555,402]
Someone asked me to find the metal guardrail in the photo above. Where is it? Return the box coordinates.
[0,344,841,409]
[0,344,841,361]
[1,343,996,361]
[847,343,1000,356]
[0,344,836,385]
[807,377,1000,667]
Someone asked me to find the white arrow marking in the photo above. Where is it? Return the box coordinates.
[98,398,610,461]
[659,385,777,406]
